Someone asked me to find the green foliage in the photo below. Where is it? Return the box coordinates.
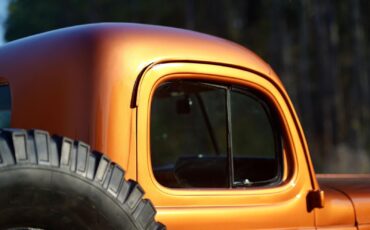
[4,0,189,41]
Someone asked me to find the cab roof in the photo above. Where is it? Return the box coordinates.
[0,23,279,84]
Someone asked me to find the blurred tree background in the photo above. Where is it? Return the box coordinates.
[3,0,370,173]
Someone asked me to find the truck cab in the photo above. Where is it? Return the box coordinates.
[0,23,369,229]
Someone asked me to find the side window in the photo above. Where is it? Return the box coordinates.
[0,84,11,128]
[151,80,282,189]
[151,82,228,188]
[231,89,281,186]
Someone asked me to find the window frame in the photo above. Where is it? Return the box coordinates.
[136,62,317,210]
[150,80,284,189]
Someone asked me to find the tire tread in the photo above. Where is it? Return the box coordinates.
[0,129,165,230]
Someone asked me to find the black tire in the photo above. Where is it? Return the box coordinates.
[0,129,165,230]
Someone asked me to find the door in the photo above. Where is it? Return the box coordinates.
[136,62,315,229]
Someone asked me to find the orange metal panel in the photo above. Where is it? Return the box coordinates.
[359,224,370,230]
[315,186,356,228]
[318,174,370,227]
[136,62,316,229]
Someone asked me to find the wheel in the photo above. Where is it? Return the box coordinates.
[0,129,165,230]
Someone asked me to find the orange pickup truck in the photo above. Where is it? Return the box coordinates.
[0,23,369,230]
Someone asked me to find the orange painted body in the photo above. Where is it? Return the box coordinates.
[0,23,368,229]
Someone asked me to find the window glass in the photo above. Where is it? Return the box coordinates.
[151,82,228,188]
[0,84,11,128]
[151,80,282,189]
[231,90,279,186]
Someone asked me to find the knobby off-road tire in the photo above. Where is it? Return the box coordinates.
[0,129,165,230]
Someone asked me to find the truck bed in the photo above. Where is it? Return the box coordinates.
[317,174,370,226]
